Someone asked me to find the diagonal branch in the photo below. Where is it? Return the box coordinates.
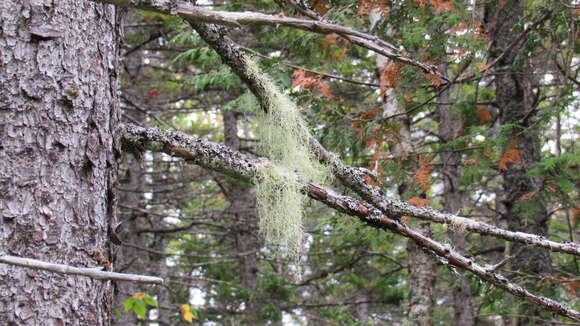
[155,17,580,258]
[95,0,447,81]
[122,124,580,321]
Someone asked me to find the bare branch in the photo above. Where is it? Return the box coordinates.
[0,255,164,284]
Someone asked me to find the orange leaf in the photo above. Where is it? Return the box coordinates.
[476,106,492,123]
[565,280,579,299]
[518,191,537,201]
[322,33,341,49]
[379,62,404,95]
[358,108,382,120]
[181,304,195,323]
[571,206,579,227]
[132,293,146,300]
[429,0,453,13]
[414,155,433,191]
[475,62,489,71]
[462,159,478,165]
[358,0,390,17]
[408,196,430,207]
[291,69,318,89]
[413,0,427,8]
[498,141,522,171]
[423,72,442,87]
[312,0,330,15]
[472,24,487,41]
[315,80,338,99]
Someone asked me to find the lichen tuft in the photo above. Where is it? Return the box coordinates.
[245,57,330,262]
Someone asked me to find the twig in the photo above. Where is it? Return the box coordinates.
[0,255,163,284]
[240,46,380,87]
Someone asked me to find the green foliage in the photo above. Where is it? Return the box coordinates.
[123,293,157,320]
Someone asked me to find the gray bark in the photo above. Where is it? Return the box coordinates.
[0,0,121,325]
[438,82,475,326]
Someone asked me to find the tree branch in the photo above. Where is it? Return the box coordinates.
[94,0,447,81]
[145,17,580,258]
[0,255,163,284]
[122,124,580,320]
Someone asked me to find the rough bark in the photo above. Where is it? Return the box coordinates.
[438,81,475,326]
[0,1,120,325]
[485,1,554,324]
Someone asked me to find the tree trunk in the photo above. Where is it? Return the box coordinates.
[485,1,553,324]
[437,81,475,326]
[367,9,435,323]
[223,111,262,322]
[112,149,148,325]
[0,0,121,325]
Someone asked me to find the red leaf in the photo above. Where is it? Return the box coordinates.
[476,106,492,123]
[498,141,522,171]
[408,196,430,207]
[358,0,390,17]
[429,0,453,13]
[149,89,160,97]
[414,155,433,191]
[291,69,318,89]
[379,62,403,95]
[315,80,338,99]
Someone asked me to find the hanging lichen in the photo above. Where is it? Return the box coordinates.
[244,57,330,261]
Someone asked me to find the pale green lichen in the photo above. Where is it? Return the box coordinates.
[245,57,330,261]
[255,163,304,259]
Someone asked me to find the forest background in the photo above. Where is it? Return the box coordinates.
[0,0,579,325]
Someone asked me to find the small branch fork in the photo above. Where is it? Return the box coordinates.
[0,255,163,284]
[123,124,580,321]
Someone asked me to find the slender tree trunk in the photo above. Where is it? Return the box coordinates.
[112,148,149,325]
[367,10,435,324]
[223,111,261,322]
[485,1,553,324]
[437,80,475,326]
[0,0,121,324]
